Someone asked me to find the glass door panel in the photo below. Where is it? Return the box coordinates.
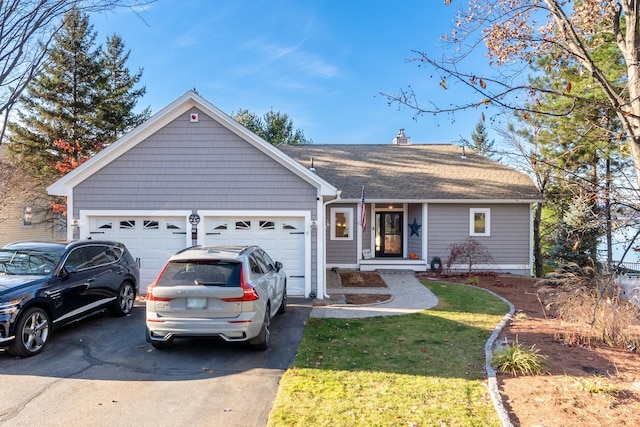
[375,212,403,257]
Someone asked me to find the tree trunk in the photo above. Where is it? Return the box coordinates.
[533,202,544,277]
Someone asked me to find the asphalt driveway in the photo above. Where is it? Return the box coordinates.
[0,297,312,427]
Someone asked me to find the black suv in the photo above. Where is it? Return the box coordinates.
[0,240,140,357]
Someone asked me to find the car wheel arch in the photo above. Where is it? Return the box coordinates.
[13,299,55,332]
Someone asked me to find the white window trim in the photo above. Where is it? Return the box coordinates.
[470,208,491,236]
[330,207,353,240]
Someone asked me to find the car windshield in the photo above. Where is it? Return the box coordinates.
[156,260,241,287]
[0,247,65,276]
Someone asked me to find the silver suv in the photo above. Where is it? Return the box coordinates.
[145,245,287,350]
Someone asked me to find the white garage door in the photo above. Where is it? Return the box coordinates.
[88,217,188,292]
[204,217,306,296]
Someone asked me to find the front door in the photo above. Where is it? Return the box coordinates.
[375,212,403,257]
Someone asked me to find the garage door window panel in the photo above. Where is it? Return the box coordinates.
[235,221,251,230]
[97,220,112,229]
[259,221,275,230]
[144,220,159,230]
[120,220,136,230]
[167,221,184,230]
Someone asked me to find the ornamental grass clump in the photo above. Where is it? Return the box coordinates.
[492,338,546,376]
[537,265,640,348]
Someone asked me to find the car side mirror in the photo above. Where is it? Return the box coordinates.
[63,265,78,275]
[275,261,283,272]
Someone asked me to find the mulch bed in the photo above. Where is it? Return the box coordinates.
[339,271,387,288]
[344,294,393,305]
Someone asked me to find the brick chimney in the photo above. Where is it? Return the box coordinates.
[392,128,410,145]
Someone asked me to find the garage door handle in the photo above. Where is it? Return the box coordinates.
[290,275,304,278]
[90,231,105,234]
[289,232,304,235]
[206,232,221,235]
[173,232,187,235]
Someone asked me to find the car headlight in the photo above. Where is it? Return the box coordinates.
[0,300,20,315]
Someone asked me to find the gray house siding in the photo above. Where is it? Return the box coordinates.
[427,203,531,273]
[71,109,319,291]
[407,204,423,257]
[326,203,358,265]
[72,109,317,213]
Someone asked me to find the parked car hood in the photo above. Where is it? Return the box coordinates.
[0,275,47,294]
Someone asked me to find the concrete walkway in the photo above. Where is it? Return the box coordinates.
[310,270,439,318]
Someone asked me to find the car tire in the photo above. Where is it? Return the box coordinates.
[110,281,135,317]
[7,307,51,357]
[249,305,270,351]
[277,284,287,314]
[146,327,174,349]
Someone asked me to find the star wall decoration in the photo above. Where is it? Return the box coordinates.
[410,217,422,237]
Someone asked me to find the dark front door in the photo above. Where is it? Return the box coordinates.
[375,212,403,257]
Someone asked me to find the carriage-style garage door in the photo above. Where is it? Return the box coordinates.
[204,216,306,296]
[88,217,188,292]
[88,215,307,297]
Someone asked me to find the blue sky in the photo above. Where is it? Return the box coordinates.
[91,1,491,145]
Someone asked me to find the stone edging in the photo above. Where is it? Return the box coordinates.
[439,281,515,427]
[477,286,516,427]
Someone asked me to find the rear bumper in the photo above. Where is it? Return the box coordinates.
[145,312,263,343]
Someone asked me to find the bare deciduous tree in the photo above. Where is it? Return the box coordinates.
[385,1,640,187]
[0,0,152,143]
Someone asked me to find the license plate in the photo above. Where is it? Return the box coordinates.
[186,298,207,309]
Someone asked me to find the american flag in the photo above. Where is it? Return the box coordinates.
[360,185,366,232]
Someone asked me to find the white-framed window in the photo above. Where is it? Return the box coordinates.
[470,208,490,236]
[330,208,353,240]
[22,206,33,227]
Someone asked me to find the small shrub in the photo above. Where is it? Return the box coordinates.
[446,238,494,273]
[513,311,528,321]
[575,377,619,398]
[491,338,546,376]
[465,276,479,286]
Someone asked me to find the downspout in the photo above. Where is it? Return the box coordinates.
[319,190,342,299]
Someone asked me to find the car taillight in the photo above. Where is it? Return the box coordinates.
[146,263,173,301]
[223,268,259,302]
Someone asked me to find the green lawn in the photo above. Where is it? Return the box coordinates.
[268,281,509,427]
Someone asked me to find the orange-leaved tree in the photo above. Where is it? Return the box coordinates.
[50,139,104,215]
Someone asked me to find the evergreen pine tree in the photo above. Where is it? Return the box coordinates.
[97,34,150,143]
[7,9,149,183]
[8,8,103,181]
[231,108,312,145]
[458,119,498,159]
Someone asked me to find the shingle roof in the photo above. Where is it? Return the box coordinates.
[278,143,541,201]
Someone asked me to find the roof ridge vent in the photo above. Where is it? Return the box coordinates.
[392,128,410,145]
